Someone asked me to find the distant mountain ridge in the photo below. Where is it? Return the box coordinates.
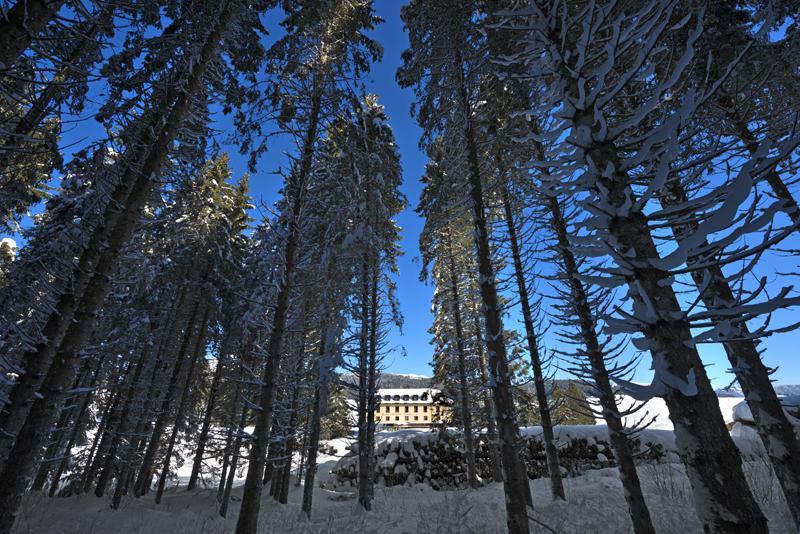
[715,384,800,398]
[343,373,800,400]
[339,372,434,390]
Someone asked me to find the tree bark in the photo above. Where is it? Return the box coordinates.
[444,228,479,489]
[364,264,380,502]
[48,354,104,497]
[546,192,655,534]
[219,406,248,518]
[661,178,800,528]
[94,348,150,498]
[567,102,766,532]
[154,303,209,503]
[499,182,564,501]
[276,336,307,504]
[234,73,321,534]
[132,296,204,498]
[356,262,373,510]
[302,324,336,516]
[457,61,530,534]
[110,285,189,506]
[30,362,90,491]
[186,347,225,491]
[80,382,124,494]
[0,6,240,529]
[471,302,503,483]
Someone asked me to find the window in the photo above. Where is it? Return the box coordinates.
[414,416,418,421]
[412,395,419,401]
[393,395,400,401]
[405,416,409,421]
[423,406,428,413]
[395,416,399,421]
[404,406,409,413]
[402,394,409,401]
[414,406,418,413]
[383,395,390,401]
[385,406,390,413]
[395,406,399,413]
[423,416,428,421]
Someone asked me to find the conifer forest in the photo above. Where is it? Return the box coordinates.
[2,1,800,533]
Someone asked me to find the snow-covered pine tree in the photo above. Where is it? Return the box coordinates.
[479,80,567,501]
[400,3,532,529]
[0,2,270,530]
[420,166,484,490]
[497,2,800,531]
[0,2,117,230]
[233,3,383,530]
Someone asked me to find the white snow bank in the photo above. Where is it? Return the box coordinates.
[592,394,745,430]
[731,396,800,424]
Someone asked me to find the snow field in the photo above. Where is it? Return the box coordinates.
[12,426,797,534]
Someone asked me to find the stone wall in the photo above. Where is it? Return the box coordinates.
[331,425,764,491]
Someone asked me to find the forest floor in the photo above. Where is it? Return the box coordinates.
[11,431,796,534]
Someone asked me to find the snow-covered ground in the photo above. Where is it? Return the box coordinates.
[13,460,794,533]
[13,429,796,534]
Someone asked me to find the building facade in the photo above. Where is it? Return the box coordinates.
[374,388,449,429]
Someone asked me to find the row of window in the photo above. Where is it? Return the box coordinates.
[377,415,428,422]
[378,393,428,402]
[381,405,428,413]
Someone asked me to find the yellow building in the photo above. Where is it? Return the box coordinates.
[374,388,449,429]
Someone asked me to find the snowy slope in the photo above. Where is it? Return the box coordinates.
[591,394,744,430]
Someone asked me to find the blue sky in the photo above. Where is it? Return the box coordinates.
[5,1,798,387]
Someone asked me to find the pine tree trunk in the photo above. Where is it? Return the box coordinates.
[661,178,800,528]
[81,383,124,494]
[499,182,564,501]
[295,415,309,487]
[110,285,189,505]
[0,7,239,527]
[219,406,248,518]
[187,347,225,491]
[277,340,307,505]
[94,349,150,498]
[356,262,373,510]
[48,355,104,497]
[472,303,503,483]
[565,99,767,532]
[546,192,655,534]
[0,0,65,71]
[364,266,379,503]
[30,365,88,492]
[302,330,334,516]
[218,355,246,503]
[718,93,800,225]
[133,297,204,498]
[458,62,530,534]
[108,332,172,506]
[444,228,479,489]
[235,76,322,534]
[154,303,209,503]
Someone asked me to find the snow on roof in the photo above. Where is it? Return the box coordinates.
[377,388,440,403]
